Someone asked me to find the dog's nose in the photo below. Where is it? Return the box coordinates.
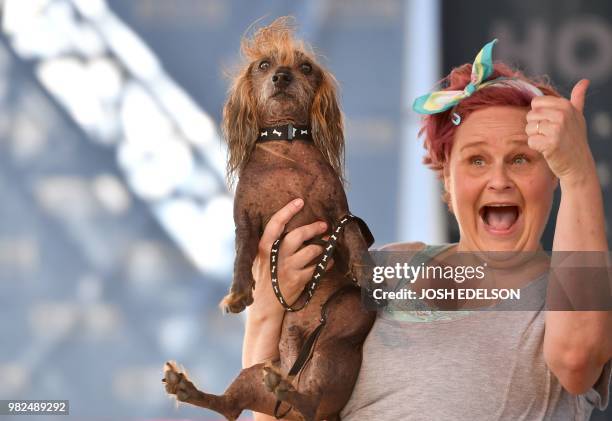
[272,68,293,88]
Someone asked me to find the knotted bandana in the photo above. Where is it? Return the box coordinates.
[412,39,543,125]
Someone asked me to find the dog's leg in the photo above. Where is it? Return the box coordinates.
[264,290,376,420]
[221,210,260,313]
[163,361,306,421]
[262,334,370,421]
[338,222,375,287]
[263,364,320,421]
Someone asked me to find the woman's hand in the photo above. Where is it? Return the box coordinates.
[525,79,596,186]
[249,198,331,322]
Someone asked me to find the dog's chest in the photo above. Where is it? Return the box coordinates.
[242,143,334,192]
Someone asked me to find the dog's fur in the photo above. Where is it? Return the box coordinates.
[163,17,376,420]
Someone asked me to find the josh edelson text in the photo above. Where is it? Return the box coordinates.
[370,262,521,301]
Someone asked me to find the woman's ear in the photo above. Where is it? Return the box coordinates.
[443,165,450,194]
[442,165,453,213]
[222,66,259,187]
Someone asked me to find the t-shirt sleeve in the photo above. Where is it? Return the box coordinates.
[584,359,612,410]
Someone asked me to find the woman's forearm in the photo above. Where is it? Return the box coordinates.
[545,172,612,394]
[553,169,607,252]
[242,308,284,368]
[242,306,285,421]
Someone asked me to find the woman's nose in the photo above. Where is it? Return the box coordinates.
[487,164,514,191]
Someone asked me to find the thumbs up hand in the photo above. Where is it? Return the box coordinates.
[525,79,596,185]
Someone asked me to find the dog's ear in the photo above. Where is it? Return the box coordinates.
[222,65,259,187]
[311,70,345,181]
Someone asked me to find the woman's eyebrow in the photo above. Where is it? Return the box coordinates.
[506,136,529,144]
[460,140,486,152]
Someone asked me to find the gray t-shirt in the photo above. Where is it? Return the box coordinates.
[340,245,611,421]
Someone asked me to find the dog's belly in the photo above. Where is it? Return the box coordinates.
[278,275,376,417]
[278,269,372,354]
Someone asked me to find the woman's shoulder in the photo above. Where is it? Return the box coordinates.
[376,241,428,252]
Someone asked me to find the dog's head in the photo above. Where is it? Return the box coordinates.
[223,16,344,185]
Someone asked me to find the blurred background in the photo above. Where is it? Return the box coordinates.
[0,0,609,419]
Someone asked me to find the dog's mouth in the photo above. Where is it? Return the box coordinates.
[270,91,294,99]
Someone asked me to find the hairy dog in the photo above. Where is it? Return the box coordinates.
[162,17,377,420]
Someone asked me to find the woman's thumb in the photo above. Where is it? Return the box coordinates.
[570,79,590,113]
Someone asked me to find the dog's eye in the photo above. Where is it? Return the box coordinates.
[259,61,270,71]
[300,63,312,74]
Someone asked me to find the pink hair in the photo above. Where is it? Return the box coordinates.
[419,62,561,176]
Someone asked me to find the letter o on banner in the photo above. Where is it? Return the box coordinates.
[556,16,612,83]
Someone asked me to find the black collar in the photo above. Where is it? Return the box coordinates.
[256,124,313,143]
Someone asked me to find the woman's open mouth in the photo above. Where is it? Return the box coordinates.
[479,204,521,235]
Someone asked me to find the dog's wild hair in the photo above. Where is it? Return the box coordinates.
[222,16,345,187]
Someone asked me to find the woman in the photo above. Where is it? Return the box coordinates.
[243,40,612,420]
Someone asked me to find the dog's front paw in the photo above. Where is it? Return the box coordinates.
[220,290,253,314]
[162,361,200,403]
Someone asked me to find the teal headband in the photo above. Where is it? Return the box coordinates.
[412,39,543,125]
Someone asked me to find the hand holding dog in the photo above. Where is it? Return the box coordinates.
[526,79,597,187]
[250,199,333,322]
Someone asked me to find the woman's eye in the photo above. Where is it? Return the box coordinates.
[512,155,528,165]
[470,157,485,166]
[300,63,312,74]
[259,61,270,71]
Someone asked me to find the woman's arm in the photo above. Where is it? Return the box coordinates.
[545,176,612,394]
[527,79,612,394]
[240,199,329,419]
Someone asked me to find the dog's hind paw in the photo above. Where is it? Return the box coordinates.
[262,364,295,402]
[162,361,200,404]
[220,291,253,314]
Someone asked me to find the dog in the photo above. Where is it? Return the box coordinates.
[162,17,377,420]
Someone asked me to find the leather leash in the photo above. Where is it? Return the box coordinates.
[270,214,356,312]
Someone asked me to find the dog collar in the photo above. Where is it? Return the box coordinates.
[256,124,313,143]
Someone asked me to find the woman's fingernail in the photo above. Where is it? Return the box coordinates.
[293,199,303,208]
[320,222,327,230]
